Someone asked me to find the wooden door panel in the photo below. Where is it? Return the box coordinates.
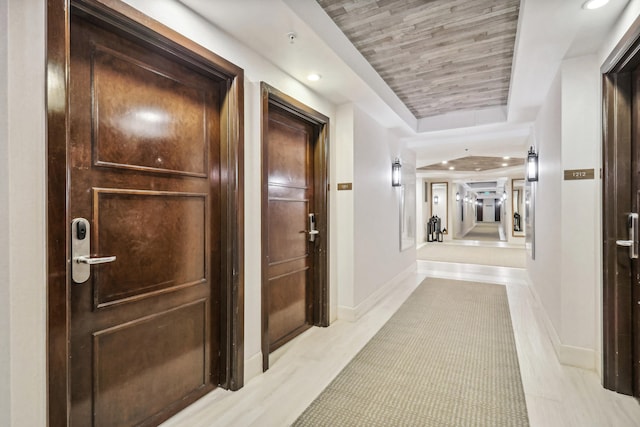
[268,199,309,263]
[92,301,207,427]
[69,14,220,425]
[260,83,329,371]
[92,43,208,177]
[93,189,206,308]
[268,270,309,345]
[265,107,313,352]
[267,119,309,187]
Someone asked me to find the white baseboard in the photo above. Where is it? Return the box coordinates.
[337,263,416,322]
[526,277,595,370]
[244,351,263,383]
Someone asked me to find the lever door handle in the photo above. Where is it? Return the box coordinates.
[618,213,639,259]
[308,230,319,235]
[75,255,116,265]
[71,217,118,283]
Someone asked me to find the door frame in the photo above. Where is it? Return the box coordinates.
[260,82,330,371]
[602,15,640,396]
[46,0,245,424]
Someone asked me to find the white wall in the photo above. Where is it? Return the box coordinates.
[5,0,47,425]
[560,55,600,359]
[527,53,602,370]
[0,0,10,424]
[459,188,477,237]
[353,106,415,307]
[482,199,495,222]
[335,104,355,309]
[528,70,563,340]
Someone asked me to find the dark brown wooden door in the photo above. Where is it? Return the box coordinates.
[632,67,640,397]
[69,15,221,426]
[477,203,483,222]
[264,106,315,352]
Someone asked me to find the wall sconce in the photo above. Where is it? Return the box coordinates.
[433,195,439,204]
[464,195,468,203]
[456,192,460,201]
[527,146,539,182]
[392,158,402,187]
[502,191,507,201]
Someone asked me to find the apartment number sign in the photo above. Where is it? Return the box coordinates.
[563,168,595,180]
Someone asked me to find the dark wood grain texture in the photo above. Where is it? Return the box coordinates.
[46,0,71,424]
[47,0,245,424]
[266,107,314,351]
[260,83,330,372]
[69,14,218,426]
[602,60,634,395]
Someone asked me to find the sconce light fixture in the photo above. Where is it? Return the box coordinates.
[456,192,460,201]
[391,158,402,187]
[502,191,507,201]
[434,195,439,204]
[464,195,469,203]
[527,146,539,182]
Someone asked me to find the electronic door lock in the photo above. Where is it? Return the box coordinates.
[308,213,318,242]
[616,213,639,259]
[71,218,116,283]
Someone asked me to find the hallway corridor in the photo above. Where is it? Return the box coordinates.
[162,265,640,427]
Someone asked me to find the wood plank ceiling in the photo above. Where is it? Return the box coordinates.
[316,0,520,119]
[418,155,524,172]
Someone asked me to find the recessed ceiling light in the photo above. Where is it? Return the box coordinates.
[582,0,609,10]
[449,166,455,170]
[307,73,321,82]
[503,156,510,160]
[501,163,508,167]
[441,160,448,164]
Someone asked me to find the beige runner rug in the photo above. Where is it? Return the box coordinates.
[293,278,529,426]
[459,223,501,241]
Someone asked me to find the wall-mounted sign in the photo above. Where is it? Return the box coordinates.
[337,182,353,191]
[564,169,595,180]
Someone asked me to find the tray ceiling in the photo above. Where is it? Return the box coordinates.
[418,155,524,172]
[316,0,520,120]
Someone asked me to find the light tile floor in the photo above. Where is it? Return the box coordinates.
[162,262,640,427]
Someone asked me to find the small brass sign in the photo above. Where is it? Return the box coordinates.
[564,169,595,180]
[337,183,353,191]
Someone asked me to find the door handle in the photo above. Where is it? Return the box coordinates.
[75,255,117,265]
[308,213,318,242]
[616,213,638,259]
[71,218,116,283]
